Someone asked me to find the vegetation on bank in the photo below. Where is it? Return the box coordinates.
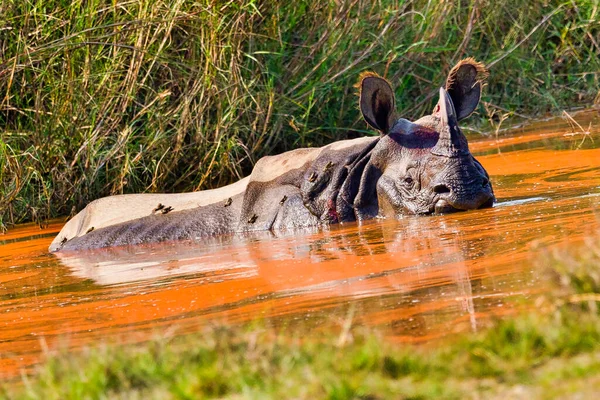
[1,0,600,227]
[3,233,600,399]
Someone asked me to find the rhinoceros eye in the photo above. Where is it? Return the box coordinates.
[403,176,414,185]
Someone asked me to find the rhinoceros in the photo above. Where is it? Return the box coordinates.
[50,58,494,252]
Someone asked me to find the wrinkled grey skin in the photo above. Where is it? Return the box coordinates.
[367,91,494,218]
[53,60,494,252]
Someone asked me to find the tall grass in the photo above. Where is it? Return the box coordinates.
[1,0,599,227]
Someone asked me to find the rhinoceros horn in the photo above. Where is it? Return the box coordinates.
[431,87,470,157]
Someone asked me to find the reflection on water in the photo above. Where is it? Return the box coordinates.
[1,109,599,378]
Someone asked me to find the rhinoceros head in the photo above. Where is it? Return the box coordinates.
[357,59,495,217]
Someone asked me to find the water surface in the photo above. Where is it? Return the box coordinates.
[1,109,599,378]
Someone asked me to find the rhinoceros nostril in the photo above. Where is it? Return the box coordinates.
[433,184,451,194]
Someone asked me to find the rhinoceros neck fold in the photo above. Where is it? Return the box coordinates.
[335,139,380,222]
[238,137,380,231]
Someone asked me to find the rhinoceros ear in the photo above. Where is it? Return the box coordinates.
[445,58,488,120]
[358,72,397,134]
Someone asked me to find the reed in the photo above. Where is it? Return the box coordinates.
[1,0,599,227]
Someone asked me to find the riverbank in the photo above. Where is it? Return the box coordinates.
[1,0,599,228]
[2,232,600,399]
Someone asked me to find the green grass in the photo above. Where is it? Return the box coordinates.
[1,0,600,228]
[3,232,600,399]
[6,319,600,399]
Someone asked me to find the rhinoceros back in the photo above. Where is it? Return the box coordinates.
[52,136,379,251]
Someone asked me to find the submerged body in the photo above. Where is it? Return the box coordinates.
[51,59,495,252]
[51,137,379,251]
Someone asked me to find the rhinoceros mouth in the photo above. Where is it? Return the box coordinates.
[479,197,495,209]
[433,199,460,214]
[432,196,495,215]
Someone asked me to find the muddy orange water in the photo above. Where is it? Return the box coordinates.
[1,109,599,379]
